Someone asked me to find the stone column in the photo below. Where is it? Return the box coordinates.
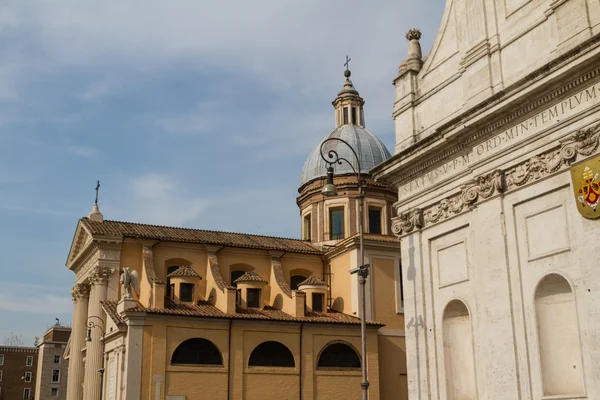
[66,283,90,400]
[83,267,112,400]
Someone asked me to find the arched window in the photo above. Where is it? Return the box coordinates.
[290,275,307,291]
[230,263,254,286]
[231,270,246,285]
[535,274,584,396]
[171,338,223,366]
[443,300,476,400]
[248,341,295,367]
[317,342,360,369]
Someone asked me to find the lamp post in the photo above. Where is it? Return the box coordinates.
[85,316,106,400]
[320,137,370,400]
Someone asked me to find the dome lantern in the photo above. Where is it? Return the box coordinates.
[333,59,366,128]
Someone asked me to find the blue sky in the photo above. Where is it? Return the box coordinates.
[0,0,444,343]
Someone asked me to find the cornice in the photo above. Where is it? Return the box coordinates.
[384,65,600,188]
[374,35,600,184]
[392,123,600,237]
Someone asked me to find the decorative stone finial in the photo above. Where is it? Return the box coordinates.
[405,28,423,73]
[406,29,422,41]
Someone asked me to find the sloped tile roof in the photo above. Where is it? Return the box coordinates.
[233,271,267,284]
[167,266,202,279]
[298,275,327,286]
[122,298,383,327]
[102,300,125,326]
[80,218,323,255]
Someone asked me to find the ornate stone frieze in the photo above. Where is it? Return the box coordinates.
[507,124,600,188]
[98,242,121,261]
[90,266,114,285]
[393,123,600,236]
[424,169,505,225]
[71,283,90,300]
[391,208,423,236]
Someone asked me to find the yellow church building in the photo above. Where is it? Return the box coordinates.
[63,70,407,400]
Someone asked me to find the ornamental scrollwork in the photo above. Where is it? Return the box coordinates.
[424,170,505,225]
[507,124,600,188]
[391,208,423,237]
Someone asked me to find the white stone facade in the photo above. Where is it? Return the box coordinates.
[373,0,600,399]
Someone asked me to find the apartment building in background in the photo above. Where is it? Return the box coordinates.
[35,324,71,400]
[0,345,38,400]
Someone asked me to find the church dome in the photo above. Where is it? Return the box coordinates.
[300,124,392,186]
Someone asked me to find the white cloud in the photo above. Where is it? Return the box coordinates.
[23,137,97,158]
[0,204,78,217]
[66,144,96,158]
[154,114,218,135]
[76,80,114,102]
[125,173,211,225]
[0,282,71,314]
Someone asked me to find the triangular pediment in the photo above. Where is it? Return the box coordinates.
[423,0,460,74]
[66,220,94,267]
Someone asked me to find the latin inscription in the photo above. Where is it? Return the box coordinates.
[400,82,600,197]
[473,83,600,160]
[401,153,471,195]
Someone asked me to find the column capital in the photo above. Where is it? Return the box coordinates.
[90,266,114,286]
[71,283,90,301]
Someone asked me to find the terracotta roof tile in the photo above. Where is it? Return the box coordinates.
[167,266,202,279]
[298,275,327,286]
[124,298,383,326]
[81,218,323,254]
[233,271,267,284]
[102,300,125,325]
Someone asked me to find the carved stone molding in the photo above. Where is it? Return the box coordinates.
[383,66,600,187]
[424,169,505,225]
[71,283,90,301]
[90,267,114,286]
[406,29,422,41]
[394,123,600,236]
[507,124,600,188]
[391,208,423,237]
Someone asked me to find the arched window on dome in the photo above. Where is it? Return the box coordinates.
[317,342,361,369]
[248,341,295,367]
[171,338,223,366]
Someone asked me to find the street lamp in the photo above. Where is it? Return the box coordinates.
[85,316,106,400]
[319,137,370,400]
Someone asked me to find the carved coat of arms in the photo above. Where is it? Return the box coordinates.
[571,155,600,218]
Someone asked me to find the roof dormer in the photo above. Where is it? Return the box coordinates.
[297,275,328,313]
[233,271,267,309]
[167,266,202,305]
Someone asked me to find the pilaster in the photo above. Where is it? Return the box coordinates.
[399,231,431,399]
[83,267,112,400]
[66,284,90,400]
